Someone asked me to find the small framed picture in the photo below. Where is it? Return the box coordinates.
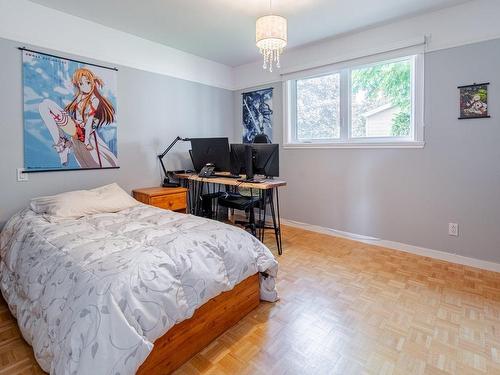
[458,82,490,119]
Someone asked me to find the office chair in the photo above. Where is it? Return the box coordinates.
[224,133,271,238]
[217,192,261,236]
[253,133,271,143]
[214,135,273,238]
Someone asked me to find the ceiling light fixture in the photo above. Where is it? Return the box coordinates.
[255,0,287,72]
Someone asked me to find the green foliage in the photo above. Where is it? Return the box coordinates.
[352,60,411,136]
[296,74,340,139]
[477,88,487,102]
[295,60,412,139]
[391,112,411,136]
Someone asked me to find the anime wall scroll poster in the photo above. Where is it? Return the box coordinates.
[22,49,118,171]
[242,88,273,143]
[458,82,490,120]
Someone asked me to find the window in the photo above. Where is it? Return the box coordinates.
[296,73,340,140]
[284,54,424,148]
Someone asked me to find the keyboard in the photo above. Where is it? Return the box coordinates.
[237,178,265,184]
[213,173,241,179]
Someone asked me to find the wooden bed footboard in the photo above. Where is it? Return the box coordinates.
[136,273,260,374]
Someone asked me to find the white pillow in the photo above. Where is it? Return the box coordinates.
[89,183,140,212]
[30,183,140,218]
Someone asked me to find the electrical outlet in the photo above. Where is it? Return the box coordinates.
[17,168,28,182]
[448,223,459,237]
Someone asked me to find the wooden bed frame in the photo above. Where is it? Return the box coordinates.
[136,273,260,374]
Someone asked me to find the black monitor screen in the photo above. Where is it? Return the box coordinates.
[230,143,279,177]
[190,138,231,172]
[252,144,279,177]
[230,144,248,175]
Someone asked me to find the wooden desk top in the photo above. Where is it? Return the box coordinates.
[175,173,286,190]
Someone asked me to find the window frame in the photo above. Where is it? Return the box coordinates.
[283,53,425,149]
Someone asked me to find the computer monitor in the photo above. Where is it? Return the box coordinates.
[230,144,248,175]
[230,143,279,178]
[190,138,231,172]
[252,144,279,177]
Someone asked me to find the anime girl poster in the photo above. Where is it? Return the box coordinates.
[458,83,490,119]
[22,49,118,171]
[242,88,273,143]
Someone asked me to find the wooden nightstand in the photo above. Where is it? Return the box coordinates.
[132,187,188,213]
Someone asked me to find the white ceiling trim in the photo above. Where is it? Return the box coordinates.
[280,36,426,79]
[0,0,234,90]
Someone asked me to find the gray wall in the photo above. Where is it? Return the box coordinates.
[0,37,234,226]
[234,38,500,263]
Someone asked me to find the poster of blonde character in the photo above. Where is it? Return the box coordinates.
[23,49,118,171]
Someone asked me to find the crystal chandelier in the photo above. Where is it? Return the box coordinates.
[255,2,287,72]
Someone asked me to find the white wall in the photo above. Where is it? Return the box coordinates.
[7,0,500,92]
[0,0,234,90]
[0,38,234,226]
[233,0,500,89]
[234,38,500,264]
[3,0,500,263]
[232,0,500,264]
[4,0,499,91]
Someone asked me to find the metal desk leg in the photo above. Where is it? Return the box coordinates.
[186,179,193,214]
[269,188,282,255]
[261,190,267,243]
[276,188,282,255]
[215,184,221,221]
[200,181,205,217]
[210,183,214,220]
[258,189,263,240]
[193,180,198,215]
[195,181,204,216]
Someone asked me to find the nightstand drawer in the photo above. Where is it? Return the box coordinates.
[150,193,186,211]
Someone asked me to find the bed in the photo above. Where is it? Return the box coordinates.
[0,192,278,375]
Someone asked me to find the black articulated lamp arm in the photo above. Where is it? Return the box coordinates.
[158,136,191,187]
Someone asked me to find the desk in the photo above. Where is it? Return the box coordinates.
[175,173,286,255]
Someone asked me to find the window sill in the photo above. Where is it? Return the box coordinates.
[283,141,425,149]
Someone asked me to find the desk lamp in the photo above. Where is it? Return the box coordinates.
[158,136,190,187]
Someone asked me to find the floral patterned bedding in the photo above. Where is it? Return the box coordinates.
[0,204,278,374]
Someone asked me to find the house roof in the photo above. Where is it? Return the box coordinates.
[363,103,395,118]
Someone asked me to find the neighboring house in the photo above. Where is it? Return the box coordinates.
[363,103,398,137]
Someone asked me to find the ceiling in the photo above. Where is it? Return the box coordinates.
[30,0,471,67]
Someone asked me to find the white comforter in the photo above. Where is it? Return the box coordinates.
[0,205,278,374]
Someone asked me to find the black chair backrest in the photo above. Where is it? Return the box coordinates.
[253,133,271,144]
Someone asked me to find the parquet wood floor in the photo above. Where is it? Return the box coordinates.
[2,225,500,374]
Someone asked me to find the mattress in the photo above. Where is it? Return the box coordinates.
[0,204,278,374]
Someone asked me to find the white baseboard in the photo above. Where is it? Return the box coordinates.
[281,219,500,273]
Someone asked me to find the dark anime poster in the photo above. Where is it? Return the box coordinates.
[242,88,273,143]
